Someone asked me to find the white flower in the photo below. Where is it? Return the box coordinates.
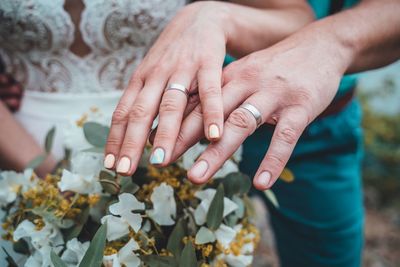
[215,224,256,267]
[101,193,145,241]
[103,238,141,267]
[61,238,90,267]
[180,143,242,178]
[57,152,103,194]
[14,220,64,267]
[193,189,238,226]
[195,224,237,249]
[147,183,176,226]
[0,169,34,206]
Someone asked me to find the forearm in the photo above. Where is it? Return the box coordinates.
[0,102,55,176]
[303,0,400,73]
[224,1,315,57]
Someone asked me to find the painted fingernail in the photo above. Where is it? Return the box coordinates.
[208,124,220,139]
[190,160,209,180]
[150,147,165,165]
[116,157,131,173]
[104,154,115,169]
[257,171,271,188]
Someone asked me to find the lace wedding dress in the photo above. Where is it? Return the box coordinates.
[0,0,186,159]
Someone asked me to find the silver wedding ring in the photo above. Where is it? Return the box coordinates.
[166,83,189,97]
[239,103,263,128]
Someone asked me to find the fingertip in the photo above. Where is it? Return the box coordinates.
[207,123,221,141]
[104,154,116,169]
[188,160,209,184]
[253,171,272,190]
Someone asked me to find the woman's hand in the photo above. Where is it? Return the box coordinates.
[0,73,23,112]
[168,26,353,190]
[104,2,231,174]
[104,0,314,175]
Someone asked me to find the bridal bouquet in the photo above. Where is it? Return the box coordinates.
[0,110,260,267]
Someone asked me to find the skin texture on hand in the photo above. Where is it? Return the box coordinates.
[168,0,400,190]
[169,30,350,190]
[104,0,314,176]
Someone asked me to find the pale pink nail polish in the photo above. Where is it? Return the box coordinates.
[257,171,271,188]
[190,160,209,180]
[116,157,131,173]
[104,154,115,169]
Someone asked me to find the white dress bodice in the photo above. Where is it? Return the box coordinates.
[0,0,186,93]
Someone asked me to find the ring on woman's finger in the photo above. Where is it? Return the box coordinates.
[239,103,263,128]
[166,83,189,97]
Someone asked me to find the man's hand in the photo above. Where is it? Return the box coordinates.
[168,27,352,190]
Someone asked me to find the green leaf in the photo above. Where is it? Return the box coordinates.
[44,126,56,154]
[82,147,104,154]
[195,226,216,245]
[79,223,107,267]
[167,219,186,260]
[206,183,225,230]
[12,239,30,255]
[83,122,109,148]
[26,154,46,170]
[120,176,139,194]
[1,247,18,267]
[179,241,197,267]
[99,170,120,195]
[264,190,279,208]
[232,195,245,219]
[140,255,177,267]
[223,172,251,198]
[51,250,68,267]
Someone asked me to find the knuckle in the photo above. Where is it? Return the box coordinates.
[122,139,140,150]
[112,108,129,124]
[265,154,286,171]
[154,129,171,142]
[201,86,220,98]
[160,97,180,113]
[191,106,203,119]
[176,131,186,145]
[206,145,223,159]
[276,126,299,145]
[227,109,252,130]
[106,136,121,147]
[129,104,148,121]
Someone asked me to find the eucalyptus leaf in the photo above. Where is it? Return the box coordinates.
[83,122,109,148]
[44,126,56,154]
[179,241,197,267]
[225,213,240,228]
[140,255,177,267]
[232,195,245,219]
[195,226,216,245]
[26,154,46,170]
[264,190,279,208]
[51,250,68,267]
[79,223,107,267]
[99,170,119,194]
[206,183,224,230]
[120,176,139,194]
[223,172,251,198]
[167,219,185,260]
[12,239,30,255]
[82,147,104,154]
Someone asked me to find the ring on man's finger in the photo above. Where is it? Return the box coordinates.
[166,83,189,97]
[239,103,263,128]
